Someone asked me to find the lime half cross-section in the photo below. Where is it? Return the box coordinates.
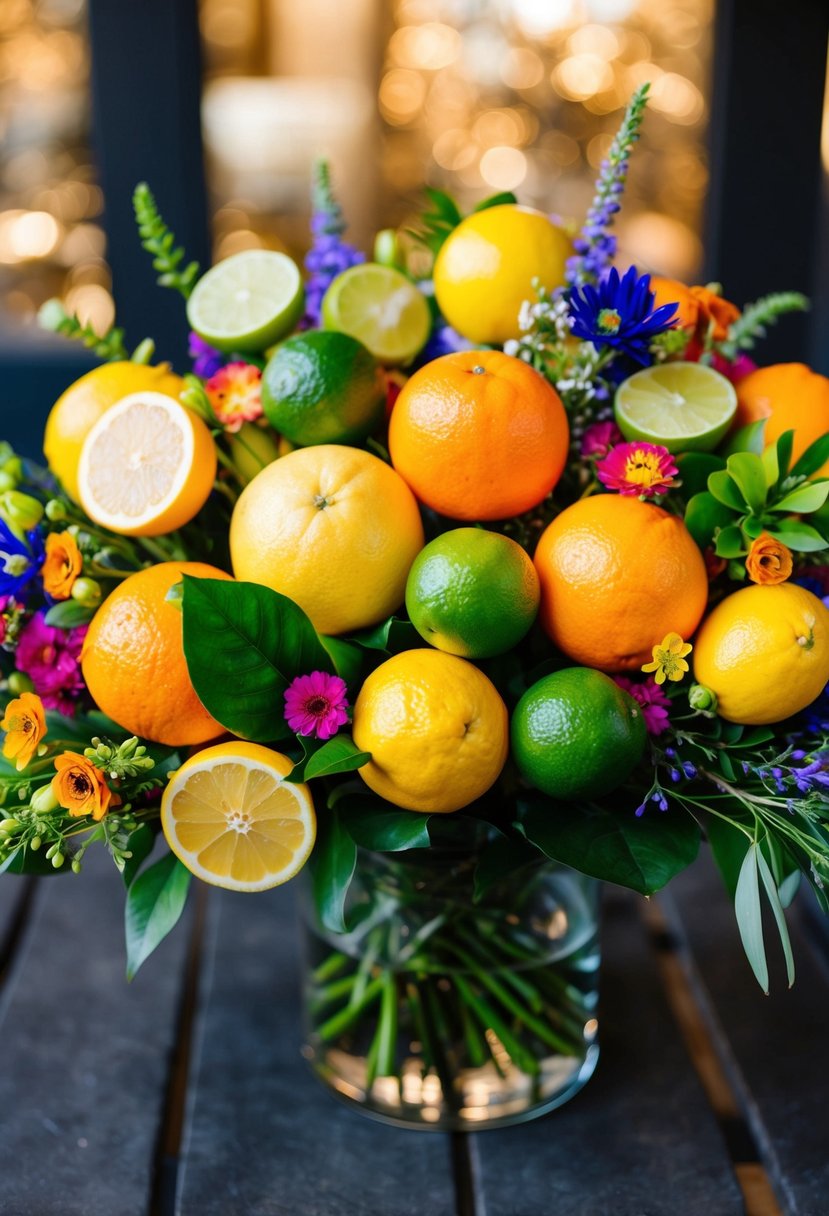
[187,249,304,354]
[322,263,431,366]
[614,361,737,453]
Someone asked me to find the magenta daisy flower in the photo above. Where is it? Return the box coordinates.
[580,420,622,461]
[596,441,678,498]
[284,671,349,740]
[614,675,671,736]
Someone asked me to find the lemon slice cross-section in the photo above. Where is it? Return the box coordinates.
[161,743,316,892]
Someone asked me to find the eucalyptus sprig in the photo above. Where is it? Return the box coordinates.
[715,291,809,362]
[132,181,200,299]
[37,298,133,362]
[683,426,829,561]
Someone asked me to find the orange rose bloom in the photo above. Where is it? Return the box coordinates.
[689,286,741,342]
[51,751,117,820]
[42,531,83,600]
[649,275,699,332]
[1,692,46,771]
[745,533,793,586]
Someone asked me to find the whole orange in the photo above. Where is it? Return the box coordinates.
[734,363,829,477]
[388,350,569,521]
[82,561,231,746]
[534,495,708,672]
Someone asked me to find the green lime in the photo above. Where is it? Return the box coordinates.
[406,527,540,659]
[261,329,386,446]
[614,361,737,453]
[187,250,304,354]
[511,668,646,801]
[321,263,431,366]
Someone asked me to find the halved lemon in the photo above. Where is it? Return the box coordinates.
[161,742,316,892]
[614,361,737,453]
[77,391,217,536]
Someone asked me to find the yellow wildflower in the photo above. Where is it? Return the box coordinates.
[1,692,46,771]
[641,632,693,685]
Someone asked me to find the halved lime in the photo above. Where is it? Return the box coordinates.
[187,250,304,354]
[321,263,431,366]
[614,361,738,453]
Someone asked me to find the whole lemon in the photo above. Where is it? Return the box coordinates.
[433,205,572,345]
[229,445,424,636]
[43,361,185,502]
[352,649,508,813]
[692,583,829,725]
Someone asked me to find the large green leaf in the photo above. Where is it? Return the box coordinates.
[181,577,333,741]
[726,452,767,513]
[303,736,372,781]
[337,795,431,852]
[309,809,357,932]
[684,491,736,551]
[520,800,700,896]
[718,419,766,458]
[43,601,95,629]
[713,524,746,559]
[675,454,726,500]
[734,845,768,993]
[765,521,827,552]
[790,432,829,481]
[707,470,746,510]
[771,480,829,514]
[125,851,191,980]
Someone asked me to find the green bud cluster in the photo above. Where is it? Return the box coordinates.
[83,736,156,780]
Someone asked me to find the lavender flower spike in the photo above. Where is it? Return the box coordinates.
[302,159,364,328]
[566,83,650,289]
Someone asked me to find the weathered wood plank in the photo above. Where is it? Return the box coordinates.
[473,888,745,1216]
[669,857,829,1215]
[177,884,458,1216]
[0,847,192,1216]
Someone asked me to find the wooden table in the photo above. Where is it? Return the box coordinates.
[1,849,826,1216]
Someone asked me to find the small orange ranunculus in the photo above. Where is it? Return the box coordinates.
[689,286,741,343]
[745,533,793,586]
[42,531,83,601]
[1,692,46,771]
[51,751,117,820]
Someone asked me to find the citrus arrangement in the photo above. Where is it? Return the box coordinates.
[2,85,828,1129]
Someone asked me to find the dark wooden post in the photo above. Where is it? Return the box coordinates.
[87,0,211,369]
[704,0,828,366]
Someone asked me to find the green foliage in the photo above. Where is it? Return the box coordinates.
[686,429,829,557]
[124,851,191,979]
[519,798,700,895]
[132,181,200,299]
[334,793,431,852]
[308,808,357,933]
[43,601,96,629]
[181,576,333,742]
[409,187,517,257]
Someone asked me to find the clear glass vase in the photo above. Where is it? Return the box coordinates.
[299,847,600,1131]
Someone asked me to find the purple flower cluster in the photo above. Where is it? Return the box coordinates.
[566,83,649,288]
[188,332,225,380]
[302,162,364,328]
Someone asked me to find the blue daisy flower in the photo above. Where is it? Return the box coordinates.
[0,519,45,600]
[569,266,678,364]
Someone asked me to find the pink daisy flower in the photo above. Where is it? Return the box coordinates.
[580,420,621,460]
[596,441,678,498]
[284,671,349,741]
[205,362,263,433]
[614,675,671,736]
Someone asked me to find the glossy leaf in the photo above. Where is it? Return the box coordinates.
[789,432,829,481]
[43,601,95,629]
[309,809,357,933]
[675,453,727,500]
[473,191,518,212]
[708,470,746,510]
[727,452,767,513]
[683,491,735,551]
[734,845,768,994]
[473,834,539,902]
[765,522,828,552]
[121,823,157,888]
[125,851,191,980]
[761,442,779,489]
[774,430,795,481]
[338,797,432,852]
[349,616,422,655]
[303,736,372,781]
[719,419,766,458]
[181,577,333,742]
[320,635,364,685]
[771,480,829,514]
[520,800,700,896]
[713,524,746,559]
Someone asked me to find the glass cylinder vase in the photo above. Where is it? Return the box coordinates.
[299,848,600,1131]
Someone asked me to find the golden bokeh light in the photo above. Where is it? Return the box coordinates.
[480,145,528,190]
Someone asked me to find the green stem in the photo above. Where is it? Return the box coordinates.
[317,976,383,1042]
[454,974,540,1077]
[376,972,398,1079]
[312,950,349,983]
[309,974,356,1012]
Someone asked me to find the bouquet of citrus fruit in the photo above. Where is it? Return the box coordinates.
[2,85,828,1129]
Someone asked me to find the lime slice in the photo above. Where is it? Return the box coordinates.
[321,263,431,366]
[187,250,304,354]
[614,361,737,453]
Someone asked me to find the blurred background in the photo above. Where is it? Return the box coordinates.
[0,0,827,453]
